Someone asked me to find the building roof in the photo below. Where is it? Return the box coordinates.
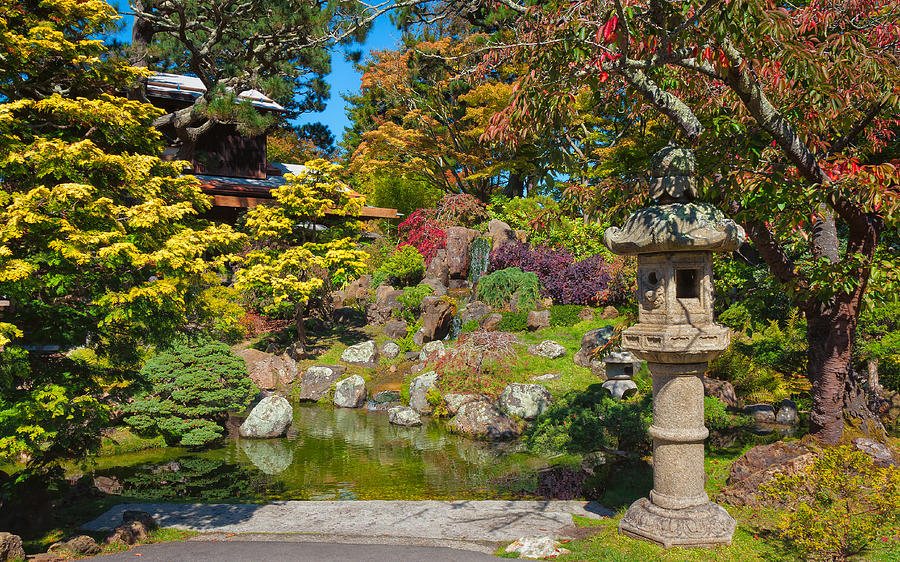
[146,72,286,112]
[196,162,401,219]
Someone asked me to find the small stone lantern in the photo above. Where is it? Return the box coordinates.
[602,351,639,400]
[603,144,744,548]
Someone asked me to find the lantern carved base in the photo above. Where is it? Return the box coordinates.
[618,497,736,549]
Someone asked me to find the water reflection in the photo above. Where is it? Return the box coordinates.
[96,405,544,502]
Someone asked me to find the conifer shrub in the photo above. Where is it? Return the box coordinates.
[762,446,900,561]
[124,341,258,447]
[549,305,586,327]
[497,312,529,332]
[372,245,425,288]
[475,267,541,310]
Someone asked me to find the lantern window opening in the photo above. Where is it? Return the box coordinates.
[675,268,699,299]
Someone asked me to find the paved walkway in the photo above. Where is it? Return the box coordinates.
[89,541,501,561]
[82,500,611,543]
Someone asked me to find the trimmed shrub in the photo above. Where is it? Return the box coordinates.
[549,305,586,327]
[124,341,258,447]
[497,312,529,332]
[475,267,541,310]
[490,242,624,306]
[396,284,434,322]
[372,245,426,288]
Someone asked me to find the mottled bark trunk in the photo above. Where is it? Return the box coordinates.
[805,301,851,444]
[295,302,306,344]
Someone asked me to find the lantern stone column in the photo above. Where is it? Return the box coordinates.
[603,145,742,548]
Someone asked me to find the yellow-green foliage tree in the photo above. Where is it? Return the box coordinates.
[235,159,368,343]
[0,0,244,474]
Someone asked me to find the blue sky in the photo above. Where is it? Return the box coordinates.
[111,7,402,141]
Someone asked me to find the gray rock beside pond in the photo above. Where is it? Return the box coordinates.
[499,383,551,420]
[298,365,346,401]
[775,399,799,425]
[333,375,367,408]
[443,393,484,416]
[409,371,439,413]
[240,395,293,438]
[527,340,566,359]
[744,403,776,424]
[340,340,379,367]
[449,401,520,441]
[388,406,422,427]
[381,341,401,359]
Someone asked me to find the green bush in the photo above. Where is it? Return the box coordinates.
[703,396,753,430]
[124,341,258,447]
[497,311,528,332]
[475,267,540,310]
[191,285,248,343]
[549,305,588,327]
[460,319,481,333]
[524,385,653,456]
[372,245,425,288]
[396,284,433,322]
[857,300,900,391]
[762,446,900,561]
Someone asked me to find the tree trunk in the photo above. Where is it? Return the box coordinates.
[805,301,849,444]
[506,173,525,198]
[295,302,306,344]
[128,2,154,102]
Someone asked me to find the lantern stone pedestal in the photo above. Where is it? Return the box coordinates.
[604,145,743,548]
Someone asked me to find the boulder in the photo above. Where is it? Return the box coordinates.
[342,274,372,304]
[419,340,446,362]
[446,226,479,279]
[122,510,158,531]
[235,348,298,390]
[298,365,345,401]
[852,437,896,467]
[602,379,638,400]
[488,219,517,252]
[48,535,100,556]
[104,520,150,546]
[0,532,25,562]
[375,284,403,310]
[404,351,421,362]
[526,310,551,331]
[701,376,740,408]
[333,307,366,326]
[443,393,484,416]
[499,383,552,420]
[412,328,425,347]
[421,295,454,342]
[531,373,561,382]
[717,441,816,507]
[93,475,122,495]
[744,403,776,424]
[460,301,492,325]
[505,537,571,560]
[425,249,450,286]
[239,395,293,438]
[599,306,619,319]
[449,401,521,441]
[388,406,423,427]
[578,308,595,321]
[284,341,308,361]
[527,340,567,359]
[240,438,293,475]
[340,340,379,367]
[333,375,367,408]
[419,277,447,297]
[409,371,439,413]
[775,399,799,425]
[481,313,502,331]
[381,341,401,359]
[383,319,409,339]
[573,326,615,368]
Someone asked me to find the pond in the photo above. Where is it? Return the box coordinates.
[88,404,553,503]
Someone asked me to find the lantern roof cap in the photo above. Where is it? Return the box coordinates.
[604,202,744,255]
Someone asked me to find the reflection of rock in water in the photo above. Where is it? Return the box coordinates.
[332,408,376,448]
[454,439,506,465]
[240,438,294,475]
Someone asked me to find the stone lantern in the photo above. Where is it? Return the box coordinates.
[603,144,744,548]
[602,351,639,400]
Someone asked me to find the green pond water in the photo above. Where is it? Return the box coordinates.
[89,405,551,503]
